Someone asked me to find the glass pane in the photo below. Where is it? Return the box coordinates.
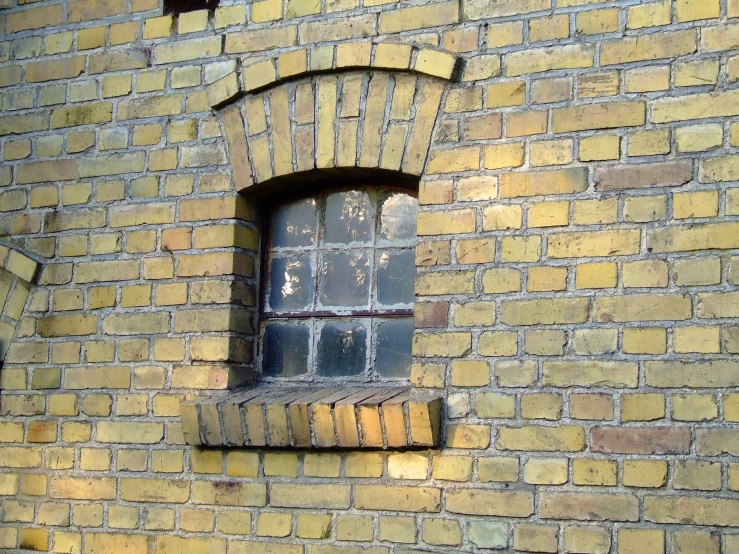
[380,193,418,242]
[262,323,309,377]
[319,252,370,308]
[268,256,314,312]
[375,318,413,378]
[324,191,373,244]
[272,198,317,248]
[317,321,367,377]
[377,249,415,306]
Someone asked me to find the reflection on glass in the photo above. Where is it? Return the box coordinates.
[272,198,317,248]
[268,256,313,312]
[377,250,415,306]
[317,321,367,376]
[262,323,309,376]
[380,193,418,241]
[375,319,413,378]
[319,252,369,307]
[325,191,373,244]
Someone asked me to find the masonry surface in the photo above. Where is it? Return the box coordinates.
[2,0,739,552]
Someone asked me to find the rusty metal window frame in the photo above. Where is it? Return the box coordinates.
[258,184,418,382]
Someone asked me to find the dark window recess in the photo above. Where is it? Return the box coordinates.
[163,0,218,15]
[260,186,419,382]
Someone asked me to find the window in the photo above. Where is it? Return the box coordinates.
[163,0,217,15]
[260,185,419,382]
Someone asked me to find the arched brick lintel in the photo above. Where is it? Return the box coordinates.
[207,44,459,195]
[0,244,42,362]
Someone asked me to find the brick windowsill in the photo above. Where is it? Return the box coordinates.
[180,386,442,450]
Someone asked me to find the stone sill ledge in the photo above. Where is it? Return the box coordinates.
[181,386,441,449]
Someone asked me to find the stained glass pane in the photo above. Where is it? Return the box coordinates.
[375,318,413,378]
[268,256,314,312]
[262,323,309,377]
[324,191,373,244]
[377,249,415,306]
[317,321,367,376]
[380,193,418,242]
[272,198,317,248]
[319,252,370,308]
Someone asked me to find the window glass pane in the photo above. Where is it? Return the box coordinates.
[379,193,418,242]
[262,323,309,377]
[317,321,367,377]
[319,252,370,308]
[324,191,373,244]
[268,256,314,312]
[375,318,413,378]
[376,249,415,307]
[272,198,317,248]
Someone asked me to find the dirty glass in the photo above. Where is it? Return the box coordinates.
[262,323,310,377]
[268,256,314,312]
[319,252,370,308]
[272,198,317,248]
[317,321,367,377]
[376,250,415,307]
[375,319,414,378]
[261,186,418,381]
[325,191,373,244]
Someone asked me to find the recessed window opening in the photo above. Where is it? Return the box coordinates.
[163,0,218,15]
[259,184,419,382]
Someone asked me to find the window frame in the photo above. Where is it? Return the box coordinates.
[256,180,419,382]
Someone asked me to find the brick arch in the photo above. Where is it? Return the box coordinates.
[0,244,41,362]
[205,42,458,194]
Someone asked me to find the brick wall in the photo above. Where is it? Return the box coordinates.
[1,0,739,552]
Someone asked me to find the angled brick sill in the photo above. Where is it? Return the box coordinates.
[181,386,441,449]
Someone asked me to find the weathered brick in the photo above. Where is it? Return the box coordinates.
[355,485,440,512]
[591,427,690,454]
[552,101,645,133]
[645,496,739,527]
[446,489,533,517]
[497,426,585,452]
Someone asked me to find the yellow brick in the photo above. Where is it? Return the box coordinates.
[673,326,720,353]
[625,66,670,93]
[482,143,525,169]
[576,8,620,34]
[628,128,670,156]
[673,257,721,286]
[521,392,563,419]
[673,190,718,219]
[677,0,720,22]
[413,332,471,357]
[529,14,569,42]
[622,260,668,288]
[621,393,665,422]
[623,327,667,355]
[529,139,573,167]
[478,331,518,356]
[506,44,593,77]
[676,124,723,153]
[215,5,246,28]
[572,459,617,486]
[579,134,620,161]
[675,59,720,87]
[483,205,522,231]
[485,81,526,108]
[527,266,567,292]
[624,195,667,223]
[297,514,332,539]
[486,21,523,47]
[528,201,569,228]
[507,111,547,137]
[623,459,667,488]
[601,30,696,65]
[524,458,568,485]
[672,393,718,421]
[501,236,541,262]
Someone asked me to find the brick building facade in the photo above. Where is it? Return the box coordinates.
[1,0,739,552]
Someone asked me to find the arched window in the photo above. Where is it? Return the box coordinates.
[260,185,418,381]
